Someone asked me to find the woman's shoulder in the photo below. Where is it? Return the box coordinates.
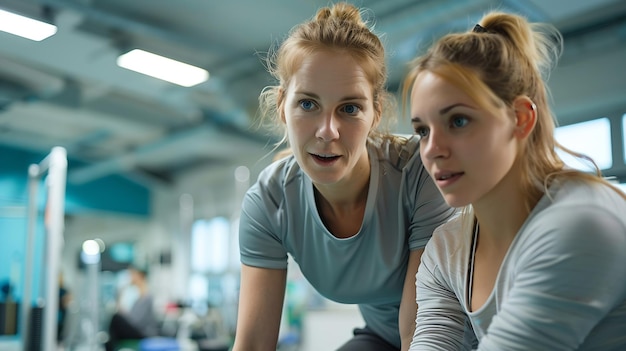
[254,154,302,191]
[420,214,472,282]
[520,180,626,253]
[245,154,304,211]
[371,134,421,171]
[546,180,626,223]
[426,214,470,258]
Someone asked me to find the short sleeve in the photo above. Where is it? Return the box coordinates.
[238,181,288,269]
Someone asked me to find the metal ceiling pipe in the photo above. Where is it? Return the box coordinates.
[36,0,216,56]
[67,109,275,186]
[0,55,65,98]
[34,0,255,75]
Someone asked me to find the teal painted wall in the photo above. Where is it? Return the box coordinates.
[0,144,151,315]
[0,214,44,304]
[0,144,151,215]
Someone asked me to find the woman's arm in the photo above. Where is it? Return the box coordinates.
[410,242,469,351]
[232,264,287,351]
[399,249,423,351]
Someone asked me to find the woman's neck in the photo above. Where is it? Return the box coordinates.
[313,152,371,213]
[472,164,536,249]
[313,154,370,238]
[315,179,369,216]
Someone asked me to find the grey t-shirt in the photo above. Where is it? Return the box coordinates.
[239,136,455,347]
[411,180,626,350]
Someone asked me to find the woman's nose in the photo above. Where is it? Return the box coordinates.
[315,112,340,141]
[421,129,448,160]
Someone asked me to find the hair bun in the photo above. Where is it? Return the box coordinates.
[315,2,366,28]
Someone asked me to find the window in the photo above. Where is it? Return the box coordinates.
[189,273,209,301]
[191,217,230,274]
[555,118,612,171]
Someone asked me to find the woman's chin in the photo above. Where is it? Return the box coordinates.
[443,194,470,208]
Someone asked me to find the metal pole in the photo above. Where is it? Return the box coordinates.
[42,146,67,351]
[20,147,67,351]
[20,164,40,350]
[81,240,101,351]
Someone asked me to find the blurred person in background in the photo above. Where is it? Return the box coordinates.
[57,272,72,344]
[105,266,158,351]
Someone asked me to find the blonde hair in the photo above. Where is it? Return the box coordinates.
[402,11,626,220]
[257,2,402,152]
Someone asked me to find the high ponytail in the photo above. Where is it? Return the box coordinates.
[403,11,626,213]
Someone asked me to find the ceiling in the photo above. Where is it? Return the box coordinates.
[1,0,625,190]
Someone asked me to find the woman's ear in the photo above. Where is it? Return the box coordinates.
[513,96,537,139]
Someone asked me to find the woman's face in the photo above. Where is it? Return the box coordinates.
[410,71,519,208]
[282,50,377,187]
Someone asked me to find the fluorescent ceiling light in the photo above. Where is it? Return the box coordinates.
[117,49,209,87]
[0,9,57,41]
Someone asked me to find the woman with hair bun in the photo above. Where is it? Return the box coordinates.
[233,3,455,351]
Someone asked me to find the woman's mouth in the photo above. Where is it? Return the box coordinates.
[311,153,340,165]
[435,171,464,187]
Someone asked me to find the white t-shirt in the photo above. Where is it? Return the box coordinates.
[411,180,626,350]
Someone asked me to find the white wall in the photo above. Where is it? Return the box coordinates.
[300,303,365,351]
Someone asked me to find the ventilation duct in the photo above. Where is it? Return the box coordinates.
[0,55,65,100]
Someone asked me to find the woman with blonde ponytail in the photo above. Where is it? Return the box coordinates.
[404,11,626,351]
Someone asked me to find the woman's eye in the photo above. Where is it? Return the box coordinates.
[414,126,429,138]
[451,115,469,128]
[299,99,316,111]
[341,104,360,115]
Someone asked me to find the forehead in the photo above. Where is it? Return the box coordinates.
[411,72,470,109]
[411,67,506,116]
[288,50,373,96]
